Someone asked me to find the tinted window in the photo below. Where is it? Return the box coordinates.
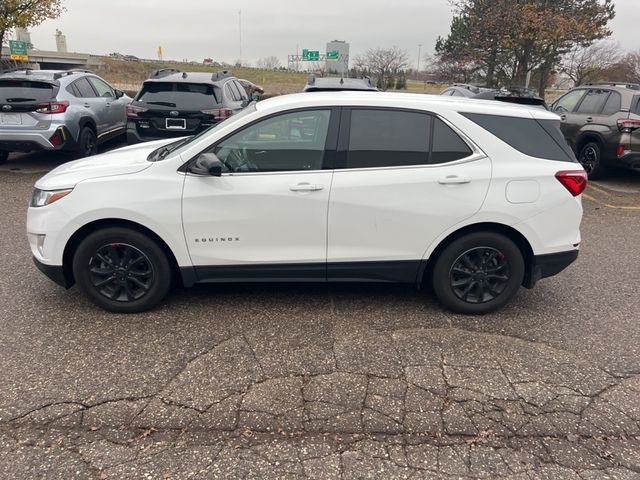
[554,89,587,113]
[233,81,248,100]
[0,80,55,102]
[88,77,114,98]
[576,89,609,114]
[601,92,621,115]
[214,109,331,172]
[462,113,575,162]
[432,118,473,164]
[66,83,80,97]
[347,109,431,168]
[224,82,242,102]
[74,78,97,98]
[137,82,219,109]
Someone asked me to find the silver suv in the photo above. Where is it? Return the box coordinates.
[0,69,131,164]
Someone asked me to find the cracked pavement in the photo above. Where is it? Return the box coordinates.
[1,154,639,478]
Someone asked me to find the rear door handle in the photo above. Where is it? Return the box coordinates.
[586,117,593,123]
[290,183,324,192]
[438,175,471,185]
[83,103,90,108]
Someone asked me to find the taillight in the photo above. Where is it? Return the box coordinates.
[617,144,626,158]
[127,104,149,119]
[555,170,587,197]
[201,108,232,121]
[36,101,69,114]
[617,118,640,133]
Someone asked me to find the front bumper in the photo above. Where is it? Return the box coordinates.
[523,249,579,288]
[33,257,72,289]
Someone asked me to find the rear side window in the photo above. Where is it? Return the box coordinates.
[0,80,55,103]
[462,113,576,162]
[137,82,219,109]
[347,109,431,168]
[576,89,608,114]
[601,92,621,115]
[74,78,97,98]
[431,118,473,164]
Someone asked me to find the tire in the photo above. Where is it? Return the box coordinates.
[75,127,98,159]
[578,141,607,180]
[72,227,172,313]
[0,150,8,165]
[431,232,525,315]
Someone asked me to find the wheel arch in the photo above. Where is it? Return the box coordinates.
[77,117,97,140]
[576,132,604,153]
[419,222,535,289]
[62,218,182,288]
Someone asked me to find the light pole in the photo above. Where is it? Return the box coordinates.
[417,44,422,74]
[238,9,242,67]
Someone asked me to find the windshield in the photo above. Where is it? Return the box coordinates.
[137,82,219,109]
[147,102,258,162]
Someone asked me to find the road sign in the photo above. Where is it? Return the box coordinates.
[9,40,29,61]
[326,50,339,61]
[302,49,320,61]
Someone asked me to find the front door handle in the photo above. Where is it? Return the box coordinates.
[438,175,471,185]
[290,183,324,192]
[560,114,567,121]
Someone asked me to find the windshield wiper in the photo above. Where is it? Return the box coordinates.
[148,138,189,162]
[146,101,177,107]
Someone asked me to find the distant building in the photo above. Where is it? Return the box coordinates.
[55,29,67,53]
[325,40,349,76]
[203,58,214,65]
[16,28,33,48]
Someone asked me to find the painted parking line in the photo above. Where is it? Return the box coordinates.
[582,193,640,210]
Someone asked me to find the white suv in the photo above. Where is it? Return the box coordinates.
[27,92,586,314]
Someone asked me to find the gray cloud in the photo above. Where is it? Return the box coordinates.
[26,0,640,66]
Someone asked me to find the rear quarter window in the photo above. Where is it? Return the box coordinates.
[0,80,56,102]
[462,112,576,162]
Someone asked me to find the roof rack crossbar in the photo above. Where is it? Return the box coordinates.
[53,69,92,80]
[211,70,233,81]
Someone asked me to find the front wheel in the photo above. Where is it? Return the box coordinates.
[431,232,525,315]
[72,227,172,313]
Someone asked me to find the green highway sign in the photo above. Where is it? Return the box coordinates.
[326,50,339,61]
[9,40,29,61]
[302,49,320,61]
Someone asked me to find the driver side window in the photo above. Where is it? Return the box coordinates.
[214,109,331,173]
[554,89,587,113]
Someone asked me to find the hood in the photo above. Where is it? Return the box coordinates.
[35,139,179,190]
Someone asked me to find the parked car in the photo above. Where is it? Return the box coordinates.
[441,84,548,109]
[28,92,585,314]
[550,82,640,179]
[0,68,130,164]
[126,69,249,145]
[238,79,264,99]
[303,74,378,92]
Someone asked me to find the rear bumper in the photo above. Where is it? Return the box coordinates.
[0,126,74,152]
[617,151,640,171]
[33,257,72,289]
[523,249,579,288]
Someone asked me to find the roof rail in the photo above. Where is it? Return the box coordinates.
[0,67,34,75]
[211,70,234,81]
[53,69,92,80]
[151,68,180,78]
[584,82,640,90]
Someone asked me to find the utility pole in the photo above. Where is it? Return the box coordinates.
[238,9,242,67]
[417,44,422,74]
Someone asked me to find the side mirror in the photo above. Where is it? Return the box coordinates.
[188,153,223,176]
[241,98,249,108]
[114,89,125,99]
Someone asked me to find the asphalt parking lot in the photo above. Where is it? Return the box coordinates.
[1,148,639,479]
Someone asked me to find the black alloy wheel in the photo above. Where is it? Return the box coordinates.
[578,141,606,180]
[88,243,154,302]
[449,247,510,304]
[72,227,172,313]
[431,232,525,315]
[77,127,98,158]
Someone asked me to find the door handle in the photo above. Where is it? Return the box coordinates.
[83,103,90,108]
[586,117,593,123]
[438,175,471,185]
[560,114,567,120]
[290,183,324,192]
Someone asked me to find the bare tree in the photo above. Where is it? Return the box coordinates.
[559,41,621,86]
[256,56,281,70]
[353,46,409,90]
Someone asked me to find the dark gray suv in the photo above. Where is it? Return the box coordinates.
[551,83,640,179]
[0,69,130,164]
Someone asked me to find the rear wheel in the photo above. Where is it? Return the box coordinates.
[0,150,8,165]
[431,232,524,315]
[578,141,607,180]
[72,227,172,313]
[75,127,98,159]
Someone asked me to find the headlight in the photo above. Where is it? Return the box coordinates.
[30,188,73,207]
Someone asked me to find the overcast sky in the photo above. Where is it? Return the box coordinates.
[25,0,640,67]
